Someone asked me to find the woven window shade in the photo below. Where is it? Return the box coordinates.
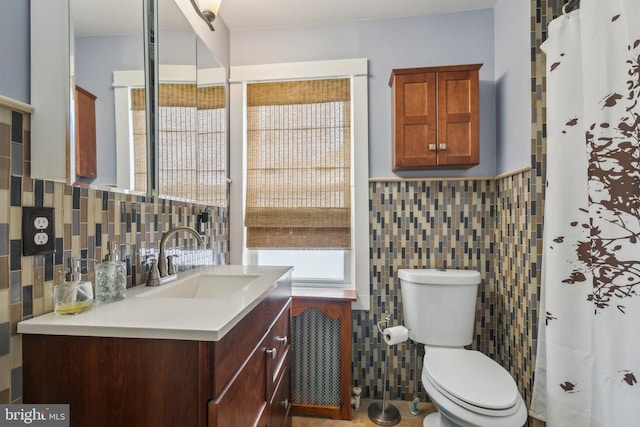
[131,88,148,194]
[130,84,226,205]
[245,79,351,249]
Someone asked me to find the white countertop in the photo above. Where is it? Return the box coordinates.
[18,265,292,342]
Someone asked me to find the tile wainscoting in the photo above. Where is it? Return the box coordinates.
[0,106,229,403]
[355,174,539,407]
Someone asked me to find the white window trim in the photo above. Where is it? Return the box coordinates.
[229,58,370,310]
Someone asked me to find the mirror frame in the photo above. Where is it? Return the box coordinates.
[144,0,158,198]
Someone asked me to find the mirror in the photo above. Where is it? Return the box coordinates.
[67,0,226,201]
[154,0,227,205]
[71,0,146,190]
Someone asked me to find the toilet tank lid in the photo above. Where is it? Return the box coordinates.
[397,269,481,285]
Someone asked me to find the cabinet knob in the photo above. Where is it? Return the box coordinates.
[439,143,447,150]
[266,348,277,359]
[281,399,289,409]
[276,336,288,347]
[428,144,436,151]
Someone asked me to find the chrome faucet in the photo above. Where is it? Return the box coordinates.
[147,226,204,286]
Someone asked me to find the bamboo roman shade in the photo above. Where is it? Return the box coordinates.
[131,88,148,193]
[245,78,352,249]
[131,84,226,205]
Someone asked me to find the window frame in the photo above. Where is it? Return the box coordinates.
[229,58,370,310]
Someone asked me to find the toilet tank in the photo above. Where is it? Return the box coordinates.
[398,269,481,347]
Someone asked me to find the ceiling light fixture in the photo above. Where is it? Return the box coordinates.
[190,0,221,31]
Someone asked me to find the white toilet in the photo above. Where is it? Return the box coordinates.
[398,268,527,427]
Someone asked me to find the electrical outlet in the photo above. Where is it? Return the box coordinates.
[23,207,56,255]
[34,232,49,245]
[34,217,49,229]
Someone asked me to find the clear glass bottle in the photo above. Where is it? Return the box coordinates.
[54,257,93,315]
[95,241,127,303]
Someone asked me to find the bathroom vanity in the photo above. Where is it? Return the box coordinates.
[18,265,292,427]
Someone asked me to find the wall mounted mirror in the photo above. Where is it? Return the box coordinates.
[153,0,228,205]
[30,0,227,203]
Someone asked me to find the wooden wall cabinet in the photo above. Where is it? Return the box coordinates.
[23,285,292,427]
[389,64,482,170]
[74,85,97,179]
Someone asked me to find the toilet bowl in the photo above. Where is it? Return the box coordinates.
[421,346,527,427]
[397,269,527,427]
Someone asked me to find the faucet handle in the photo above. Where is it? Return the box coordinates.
[167,255,179,276]
[145,259,161,287]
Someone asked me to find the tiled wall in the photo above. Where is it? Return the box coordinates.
[0,106,229,403]
[353,174,541,410]
[354,179,498,401]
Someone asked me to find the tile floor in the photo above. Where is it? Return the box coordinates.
[292,399,436,426]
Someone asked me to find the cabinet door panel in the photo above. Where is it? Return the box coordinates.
[211,293,285,397]
[23,335,204,427]
[270,357,292,427]
[267,304,291,396]
[209,335,268,427]
[392,72,437,169]
[437,69,479,166]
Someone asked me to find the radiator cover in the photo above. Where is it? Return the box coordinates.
[291,307,341,406]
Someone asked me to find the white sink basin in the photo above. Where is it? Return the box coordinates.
[137,273,261,299]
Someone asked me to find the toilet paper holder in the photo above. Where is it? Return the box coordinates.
[368,311,403,426]
[376,311,393,335]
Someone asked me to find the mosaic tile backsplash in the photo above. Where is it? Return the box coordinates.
[0,107,229,403]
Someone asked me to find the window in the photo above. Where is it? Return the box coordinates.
[230,59,369,309]
[245,78,351,284]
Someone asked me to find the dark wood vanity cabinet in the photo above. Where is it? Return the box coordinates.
[390,64,482,170]
[209,302,292,427]
[23,288,292,427]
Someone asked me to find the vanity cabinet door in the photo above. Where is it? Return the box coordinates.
[269,355,292,427]
[208,334,269,427]
[209,301,292,427]
[210,293,281,397]
[266,304,291,397]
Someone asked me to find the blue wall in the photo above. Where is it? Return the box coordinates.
[75,30,196,186]
[494,0,531,173]
[230,9,498,178]
[0,0,30,103]
[2,2,530,178]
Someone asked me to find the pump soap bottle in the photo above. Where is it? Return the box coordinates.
[95,241,127,303]
[54,257,94,314]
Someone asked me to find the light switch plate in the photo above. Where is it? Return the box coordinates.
[22,207,56,255]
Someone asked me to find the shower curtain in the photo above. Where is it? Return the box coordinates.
[530,0,640,425]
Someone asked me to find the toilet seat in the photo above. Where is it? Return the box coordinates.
[423,348,520,416]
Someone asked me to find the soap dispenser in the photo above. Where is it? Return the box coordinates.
[95,241,127,303]
[53,257,94,314]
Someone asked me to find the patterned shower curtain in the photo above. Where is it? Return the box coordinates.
[530,1,640,425]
